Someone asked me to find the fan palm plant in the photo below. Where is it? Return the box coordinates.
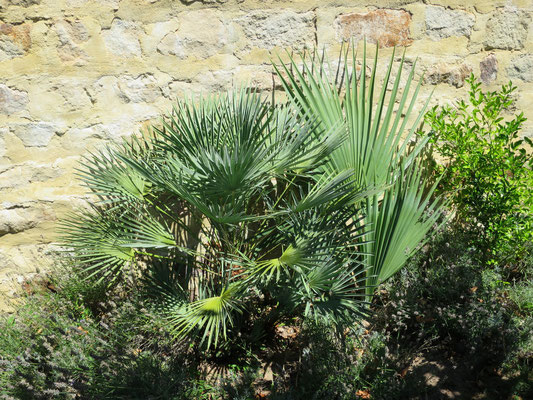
[274,44,445,293]
[61,89,372,349]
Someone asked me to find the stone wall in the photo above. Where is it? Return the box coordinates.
[1,0,532,311]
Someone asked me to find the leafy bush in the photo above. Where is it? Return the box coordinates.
[374,224,533,398]
[425,75,533,264]
[0,270,202,400]
[0,269,402,400]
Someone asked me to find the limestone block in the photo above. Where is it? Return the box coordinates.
[195,70,234,93]
[142,20,179,55]
[0,22,32,61]
[157,10,232,59]
[236,10,315,50]
[11,122,59,147]
[425,6,475,40]
[8,0,40,6]
[0,162,63,190]
[234,65,282,92]
[0,84,28,114]
[88,75,119,105]
[89,110,158,141]
[93,122,133,141]
[61,126,103,152]
[483,9,530,50]
[117,74,162,103]
[0,244,59,313]
[28,162,64,184]
[0,166,26,190]
[425,62,473,88]
[54,81,93,111]
[103,19,142,57]
[335,9,412,48]
[0,209,37,236]
[508,54,533,82]
[26,86,67,121]
[167,70,234,97]
[55,19,90,65]
[56,20,90,44]
[480,53,498,84]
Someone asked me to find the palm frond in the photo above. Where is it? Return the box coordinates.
[276,43,445,290]
[59,207,136,285]
[167,284,244,349]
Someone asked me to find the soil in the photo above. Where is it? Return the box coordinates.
[401,351,529,400]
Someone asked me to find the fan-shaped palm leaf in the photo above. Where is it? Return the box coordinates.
[275,43,445,292]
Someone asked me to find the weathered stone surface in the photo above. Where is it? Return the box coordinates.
[202,70,233,92]
[157,32,186,58]
[54,82,93,111]
[483,9,530,50]
[0,166,25,190]
[508,54,533,82]
[425,62,472,88]
[480,53,498,84]
[64,126,102,141]
[56,20,89,43]
[234,65,282,92]
[237,10,315,50]
[167,70,234,96]
[62,126,104,151]
[8,0,40,7]
[335,9,412,48]
[97,121,134,140]
[0,84,29,115]
[88,75,119,104]
[4,163,60,189]
[158,10,230,58]
[12,122,58,147]
[0,244,59,313]
[425,6,474,40]
[0,128,7,159]
[0,209,36,236]
[103,19,142,57]
[86,113,157,141]
[66,0,119,9]
[55,20,89,64]
[1,0,533,312]
[29,163,64,183]
[0,163,63,189]
[0,23,31,61]
[117,74,162,103]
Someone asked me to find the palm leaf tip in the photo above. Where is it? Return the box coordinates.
[279,245,302,266]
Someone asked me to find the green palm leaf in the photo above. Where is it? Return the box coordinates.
[276,43,445,291]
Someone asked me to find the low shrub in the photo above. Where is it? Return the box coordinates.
[0,269,201,400]
[374,224,533,398]
[425,75,533,265]
[0,267,400,400]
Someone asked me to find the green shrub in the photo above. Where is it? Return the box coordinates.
[425,75,533,264]
[59,45,449,355]
[0,270,199,400]
[0,269,405,400]
[375,224,533,398]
